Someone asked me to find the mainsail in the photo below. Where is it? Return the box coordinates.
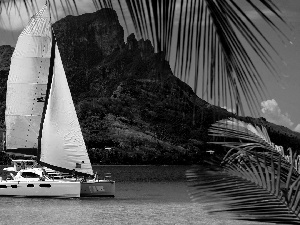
[39,43,93,176]
[5,5,51,156]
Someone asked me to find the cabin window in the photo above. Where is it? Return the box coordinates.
[39,184,51,188]
[27,184,34,187]
[0,185,7,188]
[21,172,40,178]
[11,185,17,188]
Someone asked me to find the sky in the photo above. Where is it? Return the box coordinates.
[257,0,300,133]
[0,0,300,133]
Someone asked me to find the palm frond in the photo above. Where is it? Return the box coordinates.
[0,0,292,116]
[187,119,300,224]
[113,0,291,116]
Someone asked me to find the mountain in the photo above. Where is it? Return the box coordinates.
[0,9,299,165]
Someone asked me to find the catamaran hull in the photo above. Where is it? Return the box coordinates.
[0,180,81,198]
[80,180,115,197]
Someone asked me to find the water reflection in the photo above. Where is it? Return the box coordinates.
[0,182,269,224]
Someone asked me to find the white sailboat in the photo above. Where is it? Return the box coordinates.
[1,4,115,197]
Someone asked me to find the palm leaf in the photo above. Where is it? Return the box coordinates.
[0,0,291,116]
[187,119,300,224]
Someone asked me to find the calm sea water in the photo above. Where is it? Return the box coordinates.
[0,166,271,225]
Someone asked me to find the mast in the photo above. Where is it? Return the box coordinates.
[37,28,56,161]
[38,0,54,160]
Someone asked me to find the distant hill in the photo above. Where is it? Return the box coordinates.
[0,9,299,165]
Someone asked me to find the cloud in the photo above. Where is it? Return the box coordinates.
[295,124,300,133]
[261,99,294,128]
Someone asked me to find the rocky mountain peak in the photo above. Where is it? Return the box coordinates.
[53,8,124,68]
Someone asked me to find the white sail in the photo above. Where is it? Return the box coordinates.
[40,44,93,175]
[5,5,51,155]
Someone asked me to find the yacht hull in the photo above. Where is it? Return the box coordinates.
[80,180,115,197]
[0,180,81,198]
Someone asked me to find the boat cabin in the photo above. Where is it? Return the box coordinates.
[13,168,47,181]
[12,160,38,172]
[3,159,38,173]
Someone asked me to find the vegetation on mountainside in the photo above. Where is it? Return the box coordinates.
[0,31,299,165]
